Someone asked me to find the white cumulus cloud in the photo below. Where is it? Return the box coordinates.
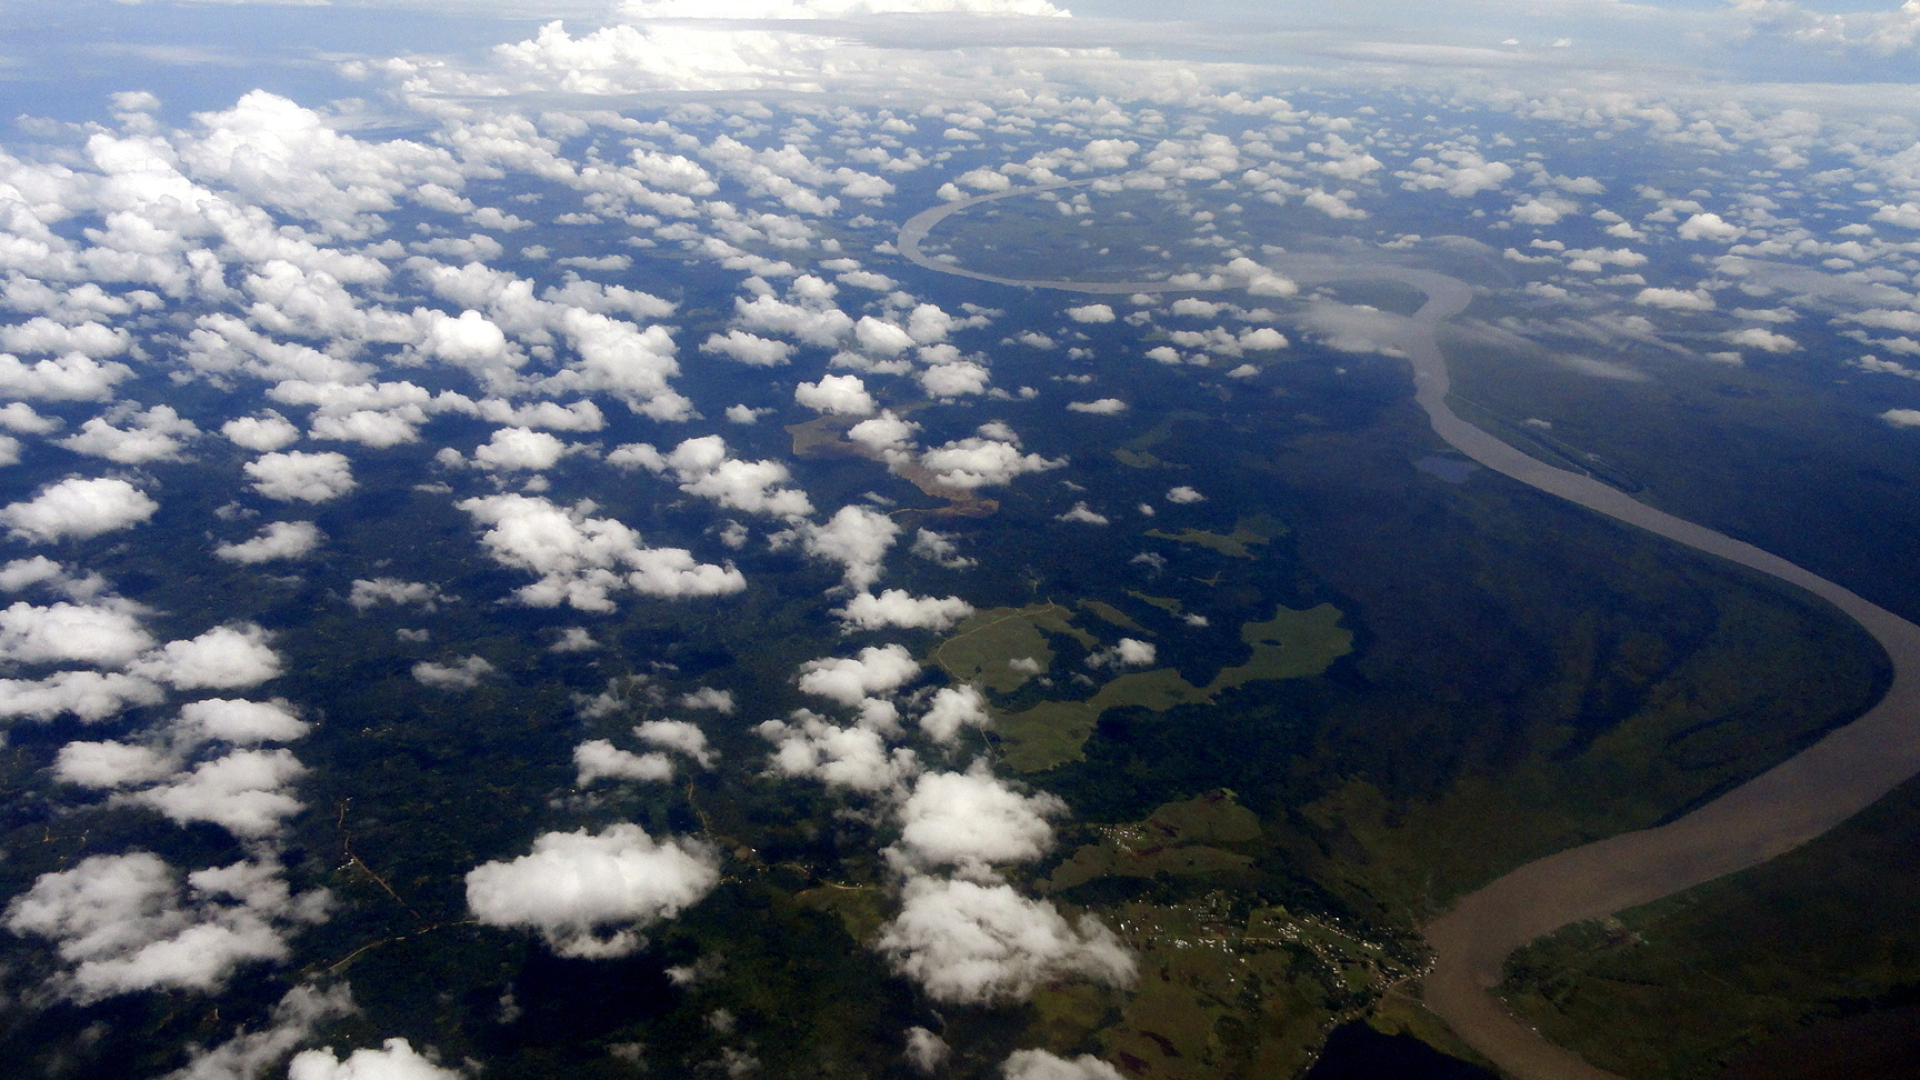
[795,373,877,415]
[701,330,795,367]
[800,505,900,590]
[349,578,443,611]
[180,698,310,744]
[612,435,814,518]
[1635,287,1715,311]
[2,477,158,543]
[758,709,919,793]
[918,427,1064,490]
[162,982,354,1080]
[797,643,921,706]
[1725,327,1797,353]
[215,521,323,564]
[131,749,307,839]
[834,589,974,631]
[573,739,675,785]
[635,718,716,767]
[1087,638,1156,668]
[1677,212,1744,243]
[222,413,301,452]
[412,655,496,690]
[472,427,575,472]
[1001,1050,1124,1080]
[245,452,356,503]
[0,671,165,723]
[288,1039,463,1080]
[5,854,325,1002]
[132,625,283,690]
[465,824,719,958]
[0,353,134,401]
[59,406,200,464]
[0,600,154,666]
[459,493,745,611]
[919,359,991,399]
[919,684,991,744]
[1055,502,1108,525]
[887,764,1066,877]
[876,876,1134,1004]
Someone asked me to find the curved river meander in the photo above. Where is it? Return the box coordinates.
[900,186,1920,1080]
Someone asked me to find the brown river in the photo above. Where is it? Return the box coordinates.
[900,187,1920,1080]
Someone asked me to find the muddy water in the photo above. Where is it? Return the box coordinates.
[899,196,1920,1080]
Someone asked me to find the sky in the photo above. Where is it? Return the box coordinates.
[4,0,1920,124]
[3,1,1920,1079]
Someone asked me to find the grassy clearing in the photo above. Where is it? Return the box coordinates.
[993,604,1353,772]
[1127,591,1186,616]
[1081,599,1146,631]
[1143,513,1290,560]
[931,602,1097,694]
[1217,604,1354,690]
[1145,526,1269,560]
[1048,791,1263,892]
[793,883,888,945]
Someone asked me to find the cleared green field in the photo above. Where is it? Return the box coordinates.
[989,603,1353,772]
[931,602,1098,694]
[1143,514,1288,560]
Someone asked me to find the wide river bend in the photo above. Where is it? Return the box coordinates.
[900,187,1920,1080]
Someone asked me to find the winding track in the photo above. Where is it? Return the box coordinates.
[899,189,1920,1080]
